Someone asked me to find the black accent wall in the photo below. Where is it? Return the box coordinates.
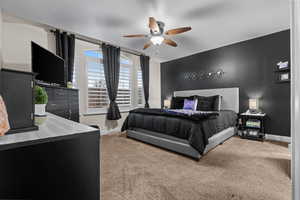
[161,30,290,137]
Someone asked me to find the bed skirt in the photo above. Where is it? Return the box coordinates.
[127,127,237,160]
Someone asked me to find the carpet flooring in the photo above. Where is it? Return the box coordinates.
[101,134,291,200]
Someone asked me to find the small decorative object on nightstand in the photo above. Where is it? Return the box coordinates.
[238,112,266,141]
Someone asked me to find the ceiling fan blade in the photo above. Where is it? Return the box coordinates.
[143,42,152,50]
[123,34,148,38]
[163,39,178,47]
[165,27,192,35]
[149,17,160,33]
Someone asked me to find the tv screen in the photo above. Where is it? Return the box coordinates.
[32,41,65,85]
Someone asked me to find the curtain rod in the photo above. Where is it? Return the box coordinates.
[51,30,145,57]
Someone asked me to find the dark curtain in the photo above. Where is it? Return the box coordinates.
[140,55,150,108]
[55,30,75,84]
[102,44,121,120]
[67,34,75,82]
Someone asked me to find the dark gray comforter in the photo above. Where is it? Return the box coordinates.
[122,108,237,154]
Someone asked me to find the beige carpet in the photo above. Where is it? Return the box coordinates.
[101,134,291,200]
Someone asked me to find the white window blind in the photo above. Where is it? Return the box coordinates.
[86,51,133,109]
[86,50,109,109]
[137,69,144,105]
[72,63,78,89]
[117,61,131,106]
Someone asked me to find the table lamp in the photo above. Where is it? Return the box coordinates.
[164,99,171,109]
[249,98,260,114]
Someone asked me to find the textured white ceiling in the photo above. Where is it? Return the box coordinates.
[0,0,290,62]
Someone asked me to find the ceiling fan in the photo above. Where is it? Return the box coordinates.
[123,17,192,50]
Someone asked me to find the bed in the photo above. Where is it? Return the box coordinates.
[122,88,239,160]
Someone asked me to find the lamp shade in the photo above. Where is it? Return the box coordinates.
[164,99,171,108]
[249,99,259,110]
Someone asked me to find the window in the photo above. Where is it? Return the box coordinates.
[137,68,144,105]
[117,56,132,106]
[72,63,78,89]
[84,50,109,110]
[74,40,144,114]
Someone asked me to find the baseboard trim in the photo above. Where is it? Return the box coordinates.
[265,134,291,143]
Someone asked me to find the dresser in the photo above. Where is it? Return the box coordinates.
[39,84,79,122]
[0,113,100,200]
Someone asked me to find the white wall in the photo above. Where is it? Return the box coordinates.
[0,10,3,69]
[292,0,300,199]
[149,59,161,108]
[2,22,54,72]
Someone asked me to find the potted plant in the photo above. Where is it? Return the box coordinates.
[34,86,48,125]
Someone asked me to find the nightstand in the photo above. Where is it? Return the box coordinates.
[238,112,266,141]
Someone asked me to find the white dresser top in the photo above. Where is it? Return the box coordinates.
[0,113,98,149]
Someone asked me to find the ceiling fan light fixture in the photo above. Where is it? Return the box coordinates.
[150,36,164,45]
[122,17,191,50]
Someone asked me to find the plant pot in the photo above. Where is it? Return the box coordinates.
[35,104,47,126]
[35,115,47,126]
[35,104,46,116]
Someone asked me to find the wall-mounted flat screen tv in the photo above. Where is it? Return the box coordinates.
[31,41,65,86]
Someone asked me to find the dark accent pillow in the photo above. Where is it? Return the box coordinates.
[195,95,222,111]
[170,96,194,109]
[213,95,222,111]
